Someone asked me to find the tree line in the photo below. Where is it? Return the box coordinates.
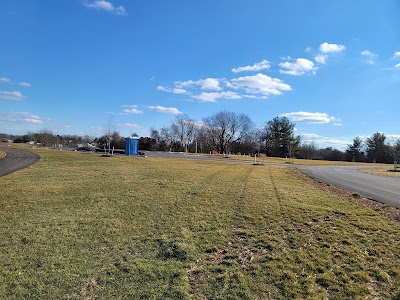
[149,111,399,164]
[1,110,399,164]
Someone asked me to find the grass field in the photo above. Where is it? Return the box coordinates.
[224,154,389,166]
[361,167,400,178]
[1,148,400,299]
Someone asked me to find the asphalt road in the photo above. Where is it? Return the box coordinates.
[300,165,400,209]
[0,147,40,177]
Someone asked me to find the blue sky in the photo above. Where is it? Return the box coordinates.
[1,0,399,149]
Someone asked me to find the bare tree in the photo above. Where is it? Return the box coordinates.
[298,141,318,160]
[171,114,196,153]
[203,111,254,154]
[388,139,400,170]
[160,126,175,152]
[103,115,116,154]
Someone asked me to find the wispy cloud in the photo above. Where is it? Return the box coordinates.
[0,112,43,124]
[83,0,127,16]
[121,105,143,115]
[315,54,327,64]
[192,91,241,103]
[121,123,140,128]
[319,42,346,53]
[147,105,182,115]
[282,112,337,124]
[231,60,270,73]
[0,91,26,101]
[18,82,32,87]
[395,63,400,69]
[0,77,11,83]
[300,133,351,150]
[393,51,400,59]
[361,50,378,64]
[279,58,317,76]
[176,78,223,91]
[156,86,188,94]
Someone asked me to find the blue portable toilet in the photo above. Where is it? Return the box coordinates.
[125,137,140,156]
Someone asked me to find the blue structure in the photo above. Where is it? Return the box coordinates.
[125,137,140,156]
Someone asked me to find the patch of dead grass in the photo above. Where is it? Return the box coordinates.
[361,167,400,178]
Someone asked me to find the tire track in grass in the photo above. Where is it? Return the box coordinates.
[186,164,255,298]
[269,166,283,209]
[268,166,298,253]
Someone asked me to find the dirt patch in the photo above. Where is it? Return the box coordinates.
[0,150,6,159]
[290,168,400,223]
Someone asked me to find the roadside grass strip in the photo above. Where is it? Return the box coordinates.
[0,149,399,299]
[361,168,400,178]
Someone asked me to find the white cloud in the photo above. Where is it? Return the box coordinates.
[121,105,143,115]
[0,91,26,101]
[176,78,222,91]
[192,91,241,103]
[319,42,346,53]
[172,88,188,94]
[302,133,320,138]
[231,60,271,73]
[83,0,127,16]
[282,112,335,124]
[157,86,170,92]
[0,77,11,83]
[0,112,43,124]
[279,58,317,76]
[305,47,312,53]
[315,54,327,64]
[395,63,400,68]
[387,134,400,139]
[157,86,188,94]
[147,105,182,115]
[230,73,291,96]
[300,133,351,149]
[361,50,378,64]
[393,51,400,58]
[121,123,140,128]
[19,82,31,87]
[361,50,373,56]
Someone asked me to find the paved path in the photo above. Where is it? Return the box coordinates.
[0,147,40,177]
[299,165,400,209]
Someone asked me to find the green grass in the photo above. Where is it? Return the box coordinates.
[1,148,400,299]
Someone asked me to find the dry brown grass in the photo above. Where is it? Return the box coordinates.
[1,148,400,299]
[361,167,400,178]
[226,154,389,166]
